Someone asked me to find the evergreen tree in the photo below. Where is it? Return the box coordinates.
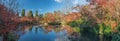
[39,14,43,18]
[27,10,33,17]
[22,9,25,17]
[35,10,39,17]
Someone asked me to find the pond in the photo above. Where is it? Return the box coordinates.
[17,25,70,41]
[1,25,111,41]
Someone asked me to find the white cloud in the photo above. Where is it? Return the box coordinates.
[72,0,89,5]
[73,0,78,5]
[55,0,62,3]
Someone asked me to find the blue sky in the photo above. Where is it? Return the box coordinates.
[18,0,88,14]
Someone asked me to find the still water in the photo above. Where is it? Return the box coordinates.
[17,25,70,41]
[2,25,110,41]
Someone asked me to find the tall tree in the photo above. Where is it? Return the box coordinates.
[39,14,43,18]
[22,9,25,17]
[27,10,33,17]
[35,10,39,17]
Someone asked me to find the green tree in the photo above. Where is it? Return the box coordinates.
[35,10,39,17]
[27,10,33,17]
[39,14,43,18]
[22,9,25,17]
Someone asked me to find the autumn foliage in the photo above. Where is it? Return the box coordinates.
[0,5,37,39]
[0,0,120,41]
[62,12,81,22]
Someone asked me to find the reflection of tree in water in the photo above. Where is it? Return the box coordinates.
[19,25,71,34]
[35,27,38,34]
[44,26,54,32]
[29,27,33,32]
[42,25,61,34]
[20,25,33,33]
[34,26,42,34]
[55,29,70,41]
[14,25,34,40]
[16,25,74,41]
[54,27,61,33]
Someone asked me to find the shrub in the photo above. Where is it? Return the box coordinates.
[68,18,83,27]
[72,27,80,33]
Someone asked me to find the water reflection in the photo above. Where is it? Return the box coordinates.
[18,25,70,41]
[0,24,112,41]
